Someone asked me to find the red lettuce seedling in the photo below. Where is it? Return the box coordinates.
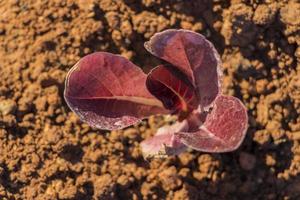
[64,29,248,159]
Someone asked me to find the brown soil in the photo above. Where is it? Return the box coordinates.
[0,0,299,199]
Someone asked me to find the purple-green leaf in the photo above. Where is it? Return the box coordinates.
[145,29,222,110]
[141,120,188,159]
[64,52,168,130]
[146,65,198,114]
[176,95,248,152]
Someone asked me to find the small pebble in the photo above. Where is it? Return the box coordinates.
[0,99,17,115]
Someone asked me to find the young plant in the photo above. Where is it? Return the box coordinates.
[64,29,248,159]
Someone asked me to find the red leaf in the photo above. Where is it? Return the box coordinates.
[145,29,222,110]
[141,121,188,159]
[64,52,168,130]
[176,95,248,152]
[146,65,198,113]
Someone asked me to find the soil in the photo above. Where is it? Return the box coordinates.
[0,0,299,199]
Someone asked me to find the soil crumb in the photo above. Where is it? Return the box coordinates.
[0,0,299,199]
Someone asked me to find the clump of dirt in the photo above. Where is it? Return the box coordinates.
[0,0,299,199]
